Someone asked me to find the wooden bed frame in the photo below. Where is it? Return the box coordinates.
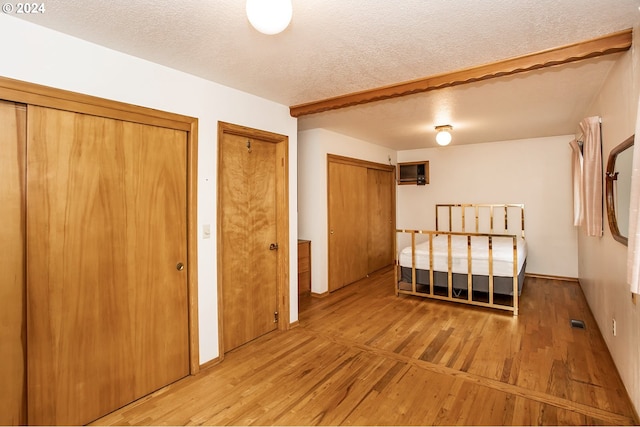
[395,204,526,316]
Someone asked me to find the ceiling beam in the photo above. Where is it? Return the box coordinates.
[290,28,632,118]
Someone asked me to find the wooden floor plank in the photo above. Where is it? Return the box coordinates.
[93,268,637,426]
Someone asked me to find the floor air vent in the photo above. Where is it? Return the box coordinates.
[570,319,586,329]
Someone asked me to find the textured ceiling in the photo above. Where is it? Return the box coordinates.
[298,54,624,148]
[12,0,640,149]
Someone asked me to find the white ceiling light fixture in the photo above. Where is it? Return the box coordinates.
[246,0,293,35]
[435,125,453,146]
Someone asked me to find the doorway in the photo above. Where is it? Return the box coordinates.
[217,122,290,354]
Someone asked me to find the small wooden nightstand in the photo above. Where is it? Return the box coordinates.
[298,240,311,296]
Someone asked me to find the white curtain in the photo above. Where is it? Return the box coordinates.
[581,116,603,237]
[569,139,584,226]
[627,96,640,294]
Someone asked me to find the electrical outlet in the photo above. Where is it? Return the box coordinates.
[612,318,617,337]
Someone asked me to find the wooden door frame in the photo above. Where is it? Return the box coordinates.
[0,76,200,375]
[327,154,396,291]
[217,121,290,360]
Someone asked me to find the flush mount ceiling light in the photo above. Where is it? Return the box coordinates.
[246,0,293,35]
[435,125,453,146]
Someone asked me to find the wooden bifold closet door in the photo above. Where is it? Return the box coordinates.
[27,106,190,425]
[328,155,395,292]
[328,161,369,291]
[367,168,394,273]
[1,99,192,426]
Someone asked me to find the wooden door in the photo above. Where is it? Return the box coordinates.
[328,161,368,291]
[0,100,26,425]
[367,168,394,273]
[26,106,190,425]
[219,131,279,352]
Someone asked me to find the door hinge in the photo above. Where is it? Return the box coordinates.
[274,311,279,323]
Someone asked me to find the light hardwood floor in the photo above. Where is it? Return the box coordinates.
[94,268,638,426]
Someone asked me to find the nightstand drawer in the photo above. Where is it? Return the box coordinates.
[298,240,311,295]
[298,255,310,273]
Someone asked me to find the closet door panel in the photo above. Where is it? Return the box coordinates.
[367,168,394,273]
[0,100,26,425]
[328,162,368,291]
[26,106,190,425]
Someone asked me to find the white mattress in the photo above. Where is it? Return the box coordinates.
[399,234,527,277]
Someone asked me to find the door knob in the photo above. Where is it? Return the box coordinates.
[176,262,185,271]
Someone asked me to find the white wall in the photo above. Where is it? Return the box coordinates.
[578,40,640,414]
[397,136,579,277]
[0,15,299,365]
[298,128,397,294]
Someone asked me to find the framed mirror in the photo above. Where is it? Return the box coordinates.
[605,134,634,245]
